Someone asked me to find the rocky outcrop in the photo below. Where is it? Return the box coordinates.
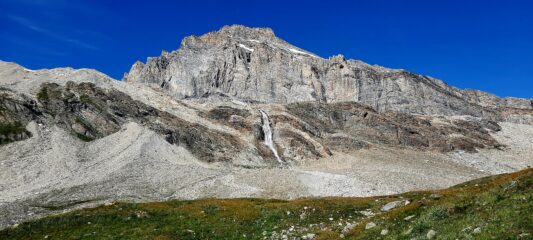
[2,82,247,163]
[0,88,36,144]
[462,89,533,110]
[0,80,503,166]
[282,102,502,154]
[123,25,532,118]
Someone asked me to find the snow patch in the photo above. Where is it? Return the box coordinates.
[238,44,254,52]
[289,48,318,58]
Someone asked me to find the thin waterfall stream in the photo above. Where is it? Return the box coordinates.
[259,110,284,165]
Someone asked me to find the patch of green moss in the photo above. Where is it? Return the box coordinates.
[0,122,27,135]
[75,117,94,131]
[79,94,103,111]
[75,133,94,142]
[62,91,76,101]
[37,87,49,102]
[0,122,31,145]
[0,93,10,113]
[73,117,98,142]
[201,204,219,215]
[79,94,91,104]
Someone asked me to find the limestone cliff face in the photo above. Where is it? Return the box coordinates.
[123,25,532,117]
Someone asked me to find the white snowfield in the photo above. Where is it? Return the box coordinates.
[288,48,319,58]
[0,61,532,228]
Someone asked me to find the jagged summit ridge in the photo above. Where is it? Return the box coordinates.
[202,25,277,42]
[123,25,532,118]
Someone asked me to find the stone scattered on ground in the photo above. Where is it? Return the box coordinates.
[429,193,442,200]
[365,222,377,230]
[359,210,375,217]
[381,200,409,212]
[301,233,315,239]
[427,229,437,239]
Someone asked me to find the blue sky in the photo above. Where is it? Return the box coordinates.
[1,0,532,98]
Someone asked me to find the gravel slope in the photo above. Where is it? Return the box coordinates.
[2,120,532,228]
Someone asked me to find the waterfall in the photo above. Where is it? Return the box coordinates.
[259,110,284,165]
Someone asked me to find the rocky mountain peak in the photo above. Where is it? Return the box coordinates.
[178,25,278,49]
[216,25,276,40]
[123,25,533,119]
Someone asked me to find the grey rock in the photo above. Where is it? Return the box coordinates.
[359,210,375,217]
[342,222,355,234]
[462,89,533,110]
[124,25,532,120]
[427,229,437,239]
[429,193,442,200]
[381,200,406,212]
[302,233,316,239]
[519,233,531,238]
[365,222,377,229]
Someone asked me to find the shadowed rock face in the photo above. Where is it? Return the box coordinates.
[1,81,503,165]
[282,102,502,154]
[124,25,532,118]
[1,82,244,163]
[0,89,34,144]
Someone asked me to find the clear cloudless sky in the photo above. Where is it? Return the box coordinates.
[1,0,532,98]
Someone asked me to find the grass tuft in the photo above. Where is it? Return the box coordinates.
[37,87,49,102]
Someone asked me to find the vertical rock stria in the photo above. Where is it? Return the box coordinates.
[259,110,284,165]
[123,25,533,118]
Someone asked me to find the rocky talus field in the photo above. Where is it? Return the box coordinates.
[1,25,532,239]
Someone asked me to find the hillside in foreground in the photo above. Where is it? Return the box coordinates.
[2,168,531,240]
